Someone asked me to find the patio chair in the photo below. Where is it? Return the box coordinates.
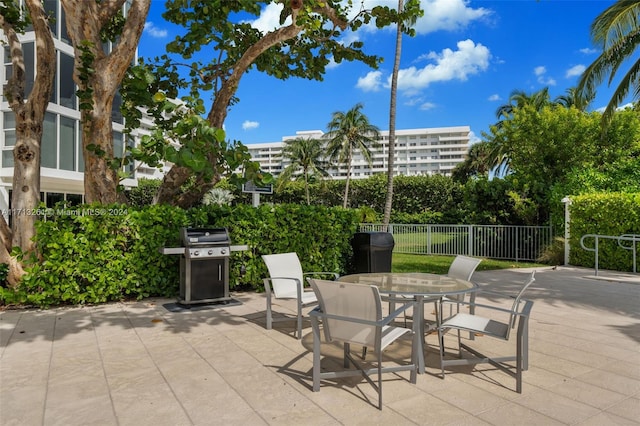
[437,271,536,393]
[438,255,483,321]
[396,255,482,329]
[308,278,417,410]
[262,252,338,339]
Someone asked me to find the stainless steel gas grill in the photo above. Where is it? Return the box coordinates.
[161,227,248,305]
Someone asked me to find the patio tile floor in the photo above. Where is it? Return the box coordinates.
[1,266,639,425]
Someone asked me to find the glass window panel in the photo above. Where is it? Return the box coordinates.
[41,113,57,168]
[50,51,57,104]
[111,89,123,124]
[59,116,76,171]
[61,8,70,43]
[44,0,58,37]
[46,193,64,208]
[3,112,15,130]
[59,53,75,108]
[3,130,16,147]
[2,150,14,167]
[23,43,34,98]
[66,194,83,206]
[78,130,84,172]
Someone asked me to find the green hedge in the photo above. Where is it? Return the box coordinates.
[1,204,358,307]
[569,193,640,271]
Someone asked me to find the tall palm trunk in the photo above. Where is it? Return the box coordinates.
[382,0,404,231]
[343,146,353,208]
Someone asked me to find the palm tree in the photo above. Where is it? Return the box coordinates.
[495,88,552,126]
[554,86,595,110]
[450,141,492,183]
[277,137,330,205]
[382,0,421,230]
[326,103,380,208]
[578,1,640,127]
[490,88,552,174]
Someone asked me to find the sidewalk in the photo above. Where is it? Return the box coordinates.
[1,266,639,425]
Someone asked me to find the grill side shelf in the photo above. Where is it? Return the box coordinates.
[160,247,186,255]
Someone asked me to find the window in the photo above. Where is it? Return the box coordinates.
[2,112,16,167]
[44,0,58,37]
[23,42,34,98]
[59,116,76,171]
[59,53,76,108]
[2,42,34,100]
[41,113,57,168]
[60,7,70,43]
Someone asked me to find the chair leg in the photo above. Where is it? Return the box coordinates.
[344,342,351,368]
[296,300,303,339]
[516,329,523,393]
[377,352,383,410]
[266,295,273,330]
[312,316,322,392]
[438,328,446,379]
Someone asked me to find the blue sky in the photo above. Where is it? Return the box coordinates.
[139,0,626,145]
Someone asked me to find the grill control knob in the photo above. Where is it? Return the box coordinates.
[193,250,200,256]
[221,248,227,255]
[208,249,214,256]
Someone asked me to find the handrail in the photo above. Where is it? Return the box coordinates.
[580,234,639,275]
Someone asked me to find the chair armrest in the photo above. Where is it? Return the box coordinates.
[303,272,339,280]
[474,288,518,299]
[264,276,302,285]
[441,298,532,317]
[309,301,414,327]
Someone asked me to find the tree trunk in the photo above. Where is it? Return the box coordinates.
[343,146,352,209]
[382,0,404,232]
[0,0,55,286]
[157,5,349,207]
[61,0,150,204]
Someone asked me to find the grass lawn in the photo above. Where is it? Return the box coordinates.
[392,253,545,275]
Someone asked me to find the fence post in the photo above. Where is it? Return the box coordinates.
[515,226,519,263]
[562,197,572,266]
[427,225,432,255]
[468,225,473,256]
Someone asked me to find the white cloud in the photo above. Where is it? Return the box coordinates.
[247,3,288,33]
[144,22,168,38]
[488,94,501,101]
[404,97,425,107]
[566,64,586,78]
[356,0,491,34]
[242,120,260,130]
[534,66,556,86]
[420,102,436,110]
[580,47,598,55]
[356,70,383,92]
[413,0,492,34]
[468,131,481,145]
[597,102,636,113]
[326,56,340,70]
[395,39,490,91]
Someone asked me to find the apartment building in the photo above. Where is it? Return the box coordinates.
[248,126,470,179]
[0,1,162,216]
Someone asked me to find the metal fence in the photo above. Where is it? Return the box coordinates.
[358,223,553,262]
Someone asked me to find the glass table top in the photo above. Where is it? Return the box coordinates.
[338,272,477,296]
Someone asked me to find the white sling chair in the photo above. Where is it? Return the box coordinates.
[437,271,536,393]
[262,252,338,339]
[308,278,417,410]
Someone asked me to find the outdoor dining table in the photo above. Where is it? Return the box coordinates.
[338,272,478,374]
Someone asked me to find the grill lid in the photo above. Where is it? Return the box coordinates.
[181,227,230,246]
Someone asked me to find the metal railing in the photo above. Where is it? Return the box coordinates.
[580,234,639,276]
[359,223,553,262]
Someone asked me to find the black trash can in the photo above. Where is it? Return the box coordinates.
[351,231,394,273]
